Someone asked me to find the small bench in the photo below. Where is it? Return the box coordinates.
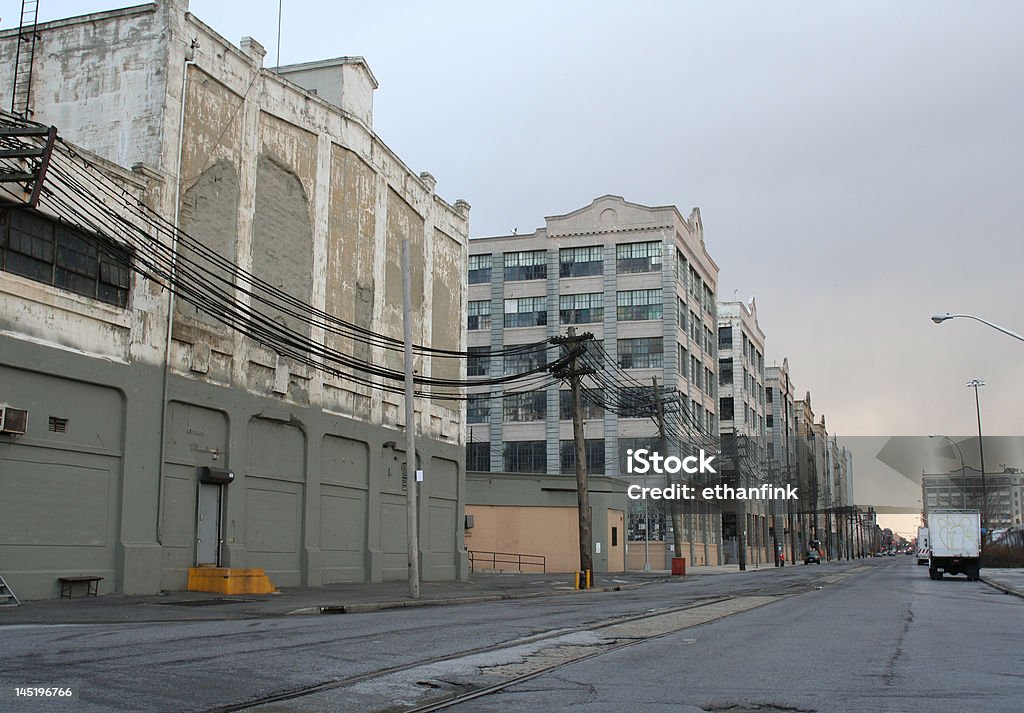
[59,576,103,599]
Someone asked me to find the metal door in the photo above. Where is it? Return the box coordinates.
[196,483,222,566]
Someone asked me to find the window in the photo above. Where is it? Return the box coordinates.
[767,414,774,428]
[705,326,715,356]
[466,442,490,472]
[705,366,714,396]
[468,300,491,330]
[718,325,733,350]
[617,289,663,321]
[559,292,603,324]
[504,440,547,473]
[559,388,605,420]
[678,344,688,375]
[617,337,663,369]
[691,355,703,390]
[504,344,548,375]
[467,394,490,423]
[504,296,547,328]
[676,249,688,287]
[688,266,701,299]
[504,250,546,281]
[468,254,492,284]
[677,298,687,330]
[560,439,606,475]
[467,346,490,377]
[720,397,735,421]
[559,245,603,278]
[765,386,773,404]
[0,206,131,307]
[616,241,662,273]
[619,436,659,475]
[719,358,733,385]
[503,391,546,422]
[690,311,701,345]
[767,442,775,459]
[703,284,714,314]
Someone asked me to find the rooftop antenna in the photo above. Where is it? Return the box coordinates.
[276,0,282,67]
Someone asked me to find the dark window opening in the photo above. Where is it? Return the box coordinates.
[1,206,131,307]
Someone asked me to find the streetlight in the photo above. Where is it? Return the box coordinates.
[966,379,988,536]
[931,313,1024,343]
[928,434,967,508]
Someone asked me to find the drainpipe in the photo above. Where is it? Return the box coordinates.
[156,39,198,544]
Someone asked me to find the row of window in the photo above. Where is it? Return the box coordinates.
[675,249,715,316]
[467,385,667,424]
[469,289,669,329]
[468,436,710,475]
[0,206,132,308]
[470,242,666,285]
[468,435,728,475]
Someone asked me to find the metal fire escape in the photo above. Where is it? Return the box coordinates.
[11,0,41,118]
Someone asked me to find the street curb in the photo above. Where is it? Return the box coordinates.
[285,578,671,616]
[981,577,1024,599]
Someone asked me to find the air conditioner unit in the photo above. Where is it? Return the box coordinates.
[0,405,29,435]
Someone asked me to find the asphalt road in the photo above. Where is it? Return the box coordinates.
[444,557,1024,713]
[1,557,1019,713]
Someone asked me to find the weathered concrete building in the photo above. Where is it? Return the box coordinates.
[0,1,470,599]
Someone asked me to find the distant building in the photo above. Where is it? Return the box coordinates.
[791,392,856,560]
[466,195,723,566]
[922,466,1023,530]
[0,1,469,599]
[766,358,798,561]
[716,299,770,566]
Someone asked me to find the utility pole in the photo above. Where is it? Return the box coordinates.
[967,379,988,540]
[402,238,419,599]
[734,434,747,571]
[769,459,780,566]
[558,327,594,577]
[653,377,685,565]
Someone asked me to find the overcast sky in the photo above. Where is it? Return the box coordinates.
[20,1,1024,463]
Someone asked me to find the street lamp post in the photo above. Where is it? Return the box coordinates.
[931,313,1024,343]
[966,379,988,536]
[928,434,967,508]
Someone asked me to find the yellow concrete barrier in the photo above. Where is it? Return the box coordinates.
[187,567,276,595]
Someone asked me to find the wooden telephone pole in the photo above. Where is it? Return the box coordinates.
[555,327,594,576]
[653,377,685,561]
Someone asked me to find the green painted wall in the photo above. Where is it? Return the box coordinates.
[0,335,467,601]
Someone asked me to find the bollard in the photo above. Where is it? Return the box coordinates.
[586,569,592,589]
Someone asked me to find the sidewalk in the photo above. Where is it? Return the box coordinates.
[981,567,1024,598]
[0,564,770,626]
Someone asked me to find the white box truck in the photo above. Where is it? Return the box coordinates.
[927,509,981,581]
[916,526,930,565]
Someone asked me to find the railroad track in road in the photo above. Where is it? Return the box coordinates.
[195,564,864,713]
[404,564,873,712]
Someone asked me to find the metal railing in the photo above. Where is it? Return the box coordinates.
[468,550,546,573]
